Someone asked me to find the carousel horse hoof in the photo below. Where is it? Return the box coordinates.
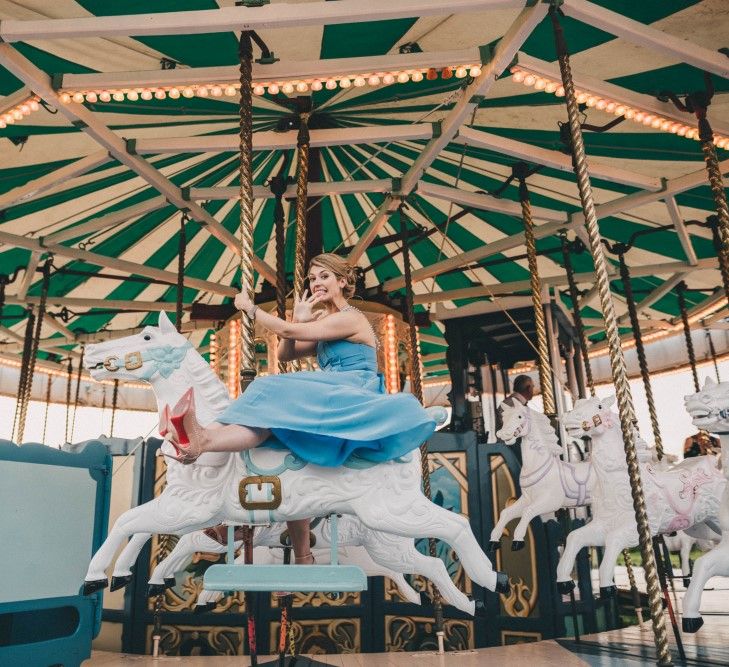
[164,576,176,589]
[488,540,501,552]
[557,580,576,595]
[495,572,510,595]
[683,577,691,588]
[109,575,132,592]
[510,540,525,552]
[82,578,108,596]
[194,602,217,615]
[147,582,167,597]
[599,585,617,599]
[472,599,488,618]
[682,616,704,633]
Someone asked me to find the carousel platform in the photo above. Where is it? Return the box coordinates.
[85,585,728,666]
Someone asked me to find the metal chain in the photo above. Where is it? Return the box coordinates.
[41,374,52,443]
[176,213,187,334]
[708,217,729,305]
[560,235,595,397]
[399,206,446,650]
[519,174,556,419]
[704,324,721,382]
[238,31,257,391]
[12,307,35,441]
[550,9,671,665]
[618,254,663,459]
[677,281,700,392]
[64,356,73,444]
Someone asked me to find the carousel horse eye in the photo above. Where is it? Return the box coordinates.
[143,334,152,341]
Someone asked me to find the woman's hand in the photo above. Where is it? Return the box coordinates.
[292,289,325,322]
[234,290,254,316]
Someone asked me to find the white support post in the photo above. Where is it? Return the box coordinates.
[14,252,41,300]
[0,150,109,210]
[43,313,76,340]
[3,295,196,313]
[0,86,32,115]
[562,0,729,80]
[193,179,393,201]
[43,196,167,245]
[617,272,689,324]
[0,43,277,286]
[0,1,524,41]
[348,2,547,264]
[664,197,698,266]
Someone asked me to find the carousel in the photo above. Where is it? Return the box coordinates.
[0,2,728,666]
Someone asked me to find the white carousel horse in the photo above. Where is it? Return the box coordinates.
[81,312,507,616]
[491,401,596,551]
[556,395,724,598]
[150,517,422,612]
[682,377,729,632]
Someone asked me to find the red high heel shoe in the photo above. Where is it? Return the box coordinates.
[159,404,171,438]
[165,388,204,464]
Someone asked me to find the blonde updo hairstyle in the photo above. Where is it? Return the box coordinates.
[309,253,357,299]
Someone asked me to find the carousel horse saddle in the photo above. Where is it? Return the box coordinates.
[559,461,592,505]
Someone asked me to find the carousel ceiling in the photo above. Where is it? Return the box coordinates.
[0,0,727,381]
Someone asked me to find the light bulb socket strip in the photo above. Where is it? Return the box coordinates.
[56,65,481,105]
[510,61,729,149]
[0,95,40,129]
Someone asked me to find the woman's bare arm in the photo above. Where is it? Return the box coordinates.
[277,338,317,362]
[255,308,360,342]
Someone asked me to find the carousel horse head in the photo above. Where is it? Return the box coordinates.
[685,377,729,433]
[563,395,616,438]
[496,400,530,445]
[85,311,191,383]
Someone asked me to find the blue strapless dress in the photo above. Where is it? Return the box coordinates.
[216,339,436,467]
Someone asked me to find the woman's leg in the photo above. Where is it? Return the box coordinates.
[198,423,270,453]
[286,519,313,563]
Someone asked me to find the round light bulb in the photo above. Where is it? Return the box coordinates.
[154,89,166,100]
[210,86,222,97]
[354,76,366,87]
[325,79,337,90]
[253,84,265,96]
[29,99,40,111]
[99,91,111,102]
[222,85,235,97]
[634,111,645,122]
[576,92,588,104]
[182,87,194,98]
[545,81,558,94]
[197,86,209,97]
[660,119,671,131]
[141,89,153,100]
[282,82,295,94]
[397,72,409,83]
[523,74,536,87]
[311,80,323,91]
[651,117,662,128]
[3,113,14,124]
[339,77,352,88]
[112,91,125,102]
[512,70,526,83]
[717,137,728,149]
[677,126,688,137]
[642,114,655,126]
[168,88,180,99]
[469,65,482,77]
[60,92,72,104]
[614,104,626,116]
[605,102,616,113]
[12,109,22,120]
[296,81,308,92]
[555,86,565,97]
[595,99,607,110]
[534,78,546,91]
[455,66,467,79]
[0,119,6,129]
[268,83,279,94]
[669,122,680,134]
[624,108,635,120]
[72,92,84,103]
[125,91,137,102]
[368,75,380,86]
[411,71,424,82]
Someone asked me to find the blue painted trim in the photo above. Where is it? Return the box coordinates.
[204,564,367,593]
[241,449,306,476]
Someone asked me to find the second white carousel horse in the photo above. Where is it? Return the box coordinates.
[81,312,507,616]
[682,377,729,632]
[491,401,596,551]
[556,395,724,598]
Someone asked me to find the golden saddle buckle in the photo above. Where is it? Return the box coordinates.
[239,475,282,510]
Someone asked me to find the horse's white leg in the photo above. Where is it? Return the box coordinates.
[598,532,629,596]
[84,501,219,593]
[488,496,527,548]
[556,521,605,593]
[351,495,504,594]
[511,497,557,548]
[679,535,694,583]
[149,533,202,587]
[109,533,151,591]
[683,531,729,632]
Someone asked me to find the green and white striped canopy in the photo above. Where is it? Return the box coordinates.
[0,0,727,380]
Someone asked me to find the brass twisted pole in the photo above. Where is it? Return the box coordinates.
[271,172,289,374]
[708,216,729,304]
[677,281,700,393]
[517,170,556,420]
[110,379,119,437]
[560,235,595,397]
[238,31,257,391]
[618,254,663,460]
[175,213,187,334]
[550,9,672,665]
[293,115,310,300]
[399,206,446,653]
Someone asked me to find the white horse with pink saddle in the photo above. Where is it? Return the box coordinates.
[80,312,507,616]
[556,395,724,598]
[492,401,596,551]
[682,377,729,632]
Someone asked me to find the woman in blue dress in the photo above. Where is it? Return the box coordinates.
[164,253,437,563]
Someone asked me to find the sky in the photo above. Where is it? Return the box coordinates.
[1,362,726,459]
